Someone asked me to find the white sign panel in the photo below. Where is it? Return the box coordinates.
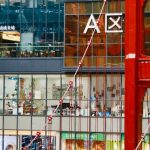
[83,13,123,34]
[105,13,123,33]
[0,25,16,31]
[83,14,100,34]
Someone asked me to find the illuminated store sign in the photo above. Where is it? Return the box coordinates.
[0,25,15,31]
[2,32,20,42]
[83,13,123,34]
[62,132,105,141]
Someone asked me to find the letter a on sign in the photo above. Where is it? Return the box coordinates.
[83,14,100,34]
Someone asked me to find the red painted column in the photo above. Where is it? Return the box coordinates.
[125,2,137,149]
[125,0,145,150]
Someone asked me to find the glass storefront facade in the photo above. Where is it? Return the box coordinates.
[0,0,64,57]
[0,74,149,149]
[0,0,150,149]
[64,0,150,68]
[65,1,125,67]
[0,74,125,116]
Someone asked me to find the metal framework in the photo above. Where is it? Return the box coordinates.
[125,0,150,149]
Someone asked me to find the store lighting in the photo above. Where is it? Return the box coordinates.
[2,32,20,42]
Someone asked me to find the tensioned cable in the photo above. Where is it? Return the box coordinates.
[22,0,107,149]
[135,122,150,150]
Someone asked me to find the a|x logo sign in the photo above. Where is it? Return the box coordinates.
[105,13,123,33]
[108,17,121,30]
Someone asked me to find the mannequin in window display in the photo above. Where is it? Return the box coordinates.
[92,141,105,150]
[66,140,74,150]
[5,144,13,150]
[5,100,13,115]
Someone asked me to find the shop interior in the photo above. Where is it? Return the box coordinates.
[0,74,148,118]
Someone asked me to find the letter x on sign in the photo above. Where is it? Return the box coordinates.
[105,13,123,33]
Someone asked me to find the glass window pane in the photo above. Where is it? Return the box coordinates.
[107,74,122,117]
[65,15,78,44]
[107,33,121,43]
[107,57,122,67]
[107,1,122,13]
[93,2,104,14]
[93,44,106,56]
[19,75,32,115]
[62,74,75,101]
[78,44,92,56]
[64,57,78,67]
[0,75,3,99]
[144,14,150,43]
[33,75,46,99]
[79,15,92,44]
[91,75,105,116]
[3,135,17,150]
[33,99,45,115]
[47,100,60,116]
[93,57,106,67]
[65,45,77,57]
[93,15,106,43]
[144,43,150,56]
[5,75,18,115]
[19,74,46,115]
[145,0,150,12]
[79,2,92,14]
[65,3,78,14]
[47,75,61,99]
[19,75,32,100]
[107,44,121,56]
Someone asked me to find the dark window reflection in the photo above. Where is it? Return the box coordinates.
[107,44,121,56]
[93,44,106,56]
[65,15,78,44]
[79,2,92,14]
[78,44,92,56]
[144,43,150,56]
[65,2,78,14]
[0,0,64,58]
[65,45,77,57]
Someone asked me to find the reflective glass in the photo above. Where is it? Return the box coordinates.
[65,2,78,14]
[93,57,106,67]
[64,57,78,67]
[78,44,92,56]
[107,57,122,67]
[107,44,121,56]
[145,0,150,12]
[79,2,92,14]
[19,75,32,115]
[65,15,78,44]
[47,75,61,99]
[4,75,18,115]
[0,75,3,99]
[144,43,150,56]
[107,33,121,43]
[33,75,46,99]
[0,0,64,57]
[144,14,150,43]
[93,44,106,56]
[107,1,122,13]
[93,2,104,14]
[65,45,77,57]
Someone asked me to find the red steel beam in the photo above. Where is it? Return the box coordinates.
[125,0,146,150]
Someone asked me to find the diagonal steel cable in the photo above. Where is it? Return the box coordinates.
[135,122,150,150]
[22,0,107,149]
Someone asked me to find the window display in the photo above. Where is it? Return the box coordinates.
[21,135,56,150]
[0,0,64,58]
[0,74,125,117]
[0,135,17,150]
[61,132,105,150]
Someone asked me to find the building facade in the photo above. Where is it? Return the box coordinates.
[0,0,150,150]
